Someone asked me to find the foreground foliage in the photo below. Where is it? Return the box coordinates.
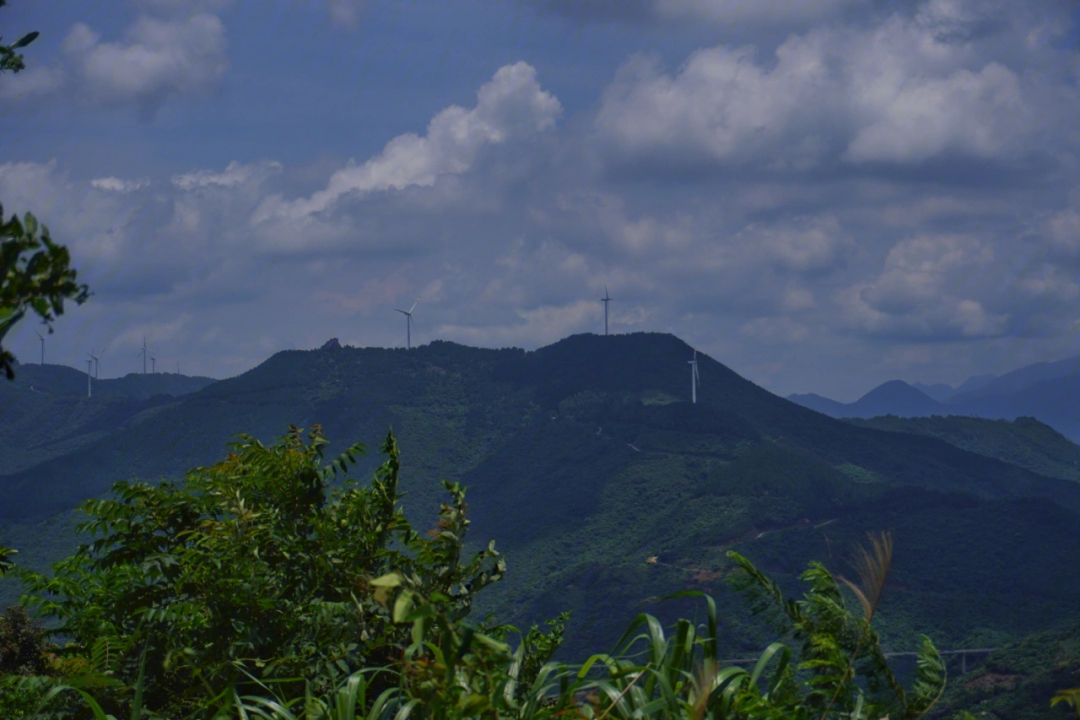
[0,424,998,720]
[14,426,504,716]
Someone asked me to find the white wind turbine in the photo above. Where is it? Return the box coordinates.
[35,330,44,364]
[138,336,150,374]
[601,286,612,336]
[689,350,701,404]
[89,349,101,379]
[85,353,94,398]
[395,299,419,350]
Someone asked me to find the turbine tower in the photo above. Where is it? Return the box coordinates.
[89,349,100,379]
[35,330,44,364]
[139,336,149,374]
[150,354,157,373]
[395,299,419,350]
[86,354,93,398]
[689,350,700,404]
[601,286,612,336]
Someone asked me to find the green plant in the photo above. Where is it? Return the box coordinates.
[0,604,56,676]
[1053,688,1080,717]
[0,0,37,73]
[726,534,946,719]
[19,425,503,717]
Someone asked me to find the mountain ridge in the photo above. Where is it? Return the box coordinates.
[5,332,1080,660]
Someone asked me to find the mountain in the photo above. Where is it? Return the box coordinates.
[910,382,957,403]
[930,619,1080,720]
[787,380,943,419]
[0,364,217,474]
[788,369,1080,442]
[7,361,216,400]
[847,380,945,417]
[3,333,1080,662]
[784,392,847,416]
[954,373,997,395]
[845,415,1080,483]
[950,355,1080,403]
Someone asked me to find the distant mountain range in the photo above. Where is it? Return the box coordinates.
[789,354,1080,441]
[0,363,216,474]
[3,334,1080,664]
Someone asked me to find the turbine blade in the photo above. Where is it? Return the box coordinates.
[409,298,419,313]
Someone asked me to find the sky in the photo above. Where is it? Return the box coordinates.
[2,0,1080,401]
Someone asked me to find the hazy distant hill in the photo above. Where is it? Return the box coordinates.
[789,380,943,418]
[4,333,1080,661]
[909,382,956,403]
[788,363,1080,441]
[950,355,1080,402]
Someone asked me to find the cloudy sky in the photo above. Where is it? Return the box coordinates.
[2,0,1080,400]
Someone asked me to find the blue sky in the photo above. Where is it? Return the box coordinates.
[3,0,1080,400]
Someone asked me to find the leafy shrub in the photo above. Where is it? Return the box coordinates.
[17,425,504,716]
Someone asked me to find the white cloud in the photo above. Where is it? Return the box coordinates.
[840,234,1010,339]
[0,12,228,115]
[252,62,561,225]
[595,36,834,166]
[91,177,151,192]
[594,0,1066,169]
[172,161,282,191]
[0,65,64,102]
[64,13,228,113]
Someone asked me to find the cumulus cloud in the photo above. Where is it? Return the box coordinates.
[252,62,561,226]
[0,12,228,116]
[840,234,1009,340]
[64,14,227,114]
[594,0,1070,170]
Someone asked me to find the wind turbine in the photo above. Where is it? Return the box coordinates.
[601,286,612,336]
[138,336,149,374]
[35,330,44,364]
[395,299,419,350]
[689,350,700,405]
[150,354,157,373]
[85,354,93,398]
[89,349,100,379]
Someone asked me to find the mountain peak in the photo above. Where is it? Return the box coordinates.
[852,380,942,417]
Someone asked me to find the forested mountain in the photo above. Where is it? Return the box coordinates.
[0,364,216,473]
[847,415,1080,483]
[3,333,1080,663]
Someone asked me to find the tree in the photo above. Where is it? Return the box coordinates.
[19,425,504,717]
[0,2,90,379]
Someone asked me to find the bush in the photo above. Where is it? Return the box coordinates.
[17,425,504,717]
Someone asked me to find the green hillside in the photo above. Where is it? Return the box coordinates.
[930,619,1080,719]
[0,364,216,474]
[846,415,1080,482]
[3,333,1080,667]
